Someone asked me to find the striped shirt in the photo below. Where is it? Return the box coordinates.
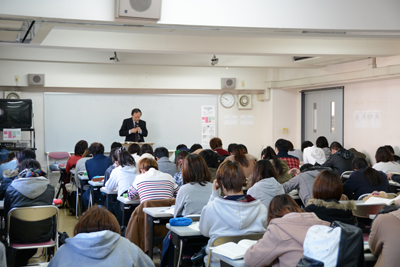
[127,168,179,203]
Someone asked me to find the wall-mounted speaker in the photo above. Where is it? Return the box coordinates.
[221,78,236,89]
[4,91,21,99]
[28,74,45,86]
[116,0,162,20]
[238,94,252,110]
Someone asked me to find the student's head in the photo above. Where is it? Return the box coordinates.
[231,144,249,168]
[227,143,237,154]
[209,137,223,150]
[110,148,119,164]
[287,140,294,151]
[16,149,36,164]
[329,141,343,153]
[353,157,382,186]
[216,161,245,194]
[316,136,329,149]
[182,154,211,186]
[176,144,187,150]
[375,146,394,163]
[267,194,302,224]
[139,144,153,156]
[301,141,313,152]
[74,140,88,157]
[275,139,289,153]
[110,142,122,150]
[74,205,121,236]
[154,147,169,160]
[261,146,277,160]
[251,160,278,186]
[118,149,135,167]
[312,169,343,201]
[385,145,395,154]
[137,158,158,173]
[175,150,189,169]
[199,149,218,168]
[189,144,203,153]
[352,157,368,170]
[18,159,41,173]
[127,143,140,155]
[131,108,142,122]
[88,142,105,156]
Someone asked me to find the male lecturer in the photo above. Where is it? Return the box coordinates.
[119,108,148,142]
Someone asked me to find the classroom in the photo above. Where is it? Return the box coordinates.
[1,0,400,266]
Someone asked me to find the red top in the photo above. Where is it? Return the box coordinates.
[66,155,82,176]
[215,148,230,156]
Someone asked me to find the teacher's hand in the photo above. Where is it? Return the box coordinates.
[130,128,138,134]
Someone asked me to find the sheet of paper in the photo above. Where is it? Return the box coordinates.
[224,115,238,125]
[240,115,254,125]
[3,128,21,141]
[202,106,215,117]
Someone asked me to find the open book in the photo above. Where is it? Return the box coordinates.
[364,195,400,205]
[211,239,257,260]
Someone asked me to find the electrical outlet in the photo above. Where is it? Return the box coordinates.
[241,81,245,87]
[14,76,19,83]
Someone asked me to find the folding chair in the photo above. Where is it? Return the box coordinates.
[206,233,264,267]
[46,151,70,175]
[341,171,353,180]
[7,205,59,262]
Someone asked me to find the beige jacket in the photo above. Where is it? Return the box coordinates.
[225,154,257,178]
[244,212,330,267]
[369,208,400,267]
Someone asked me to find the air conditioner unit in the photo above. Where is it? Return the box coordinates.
[238,94,252,110]
[221,78,236,89]
[4,91,21,99]
[116,0,162,20]
[28,74,45,86]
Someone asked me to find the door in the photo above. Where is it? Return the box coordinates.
[302,87,344,145]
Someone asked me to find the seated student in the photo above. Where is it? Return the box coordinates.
[225,144,257,179]
[227,143,237,155]
[105,148,137,197]
[305,169,356,224]
[199,149,218,182]
[139,144,155,160]
[0,152,17,181]
[5,159,54,266]
[247,160,284,209]
[385,145,400,162]
[172,150,189,187]
[128,143,141,164]
[48,206,154,267]
[283,164,331,206]
[343,157,388,200]
[169,144,188,164]
[83,142,112,209]
[209,137,230,156]
[74,148,91,175]
[302,140,326,165]
[174,154,213,217]
[321,141,355,175]
[0,149,37,200]
[316,136,331,160]
[287,140,303,162]
[368,206,400,267]
[127,158,179,203]
[261,146,292,184]
[244,194,330,267]
[155,147,177,176]
[103,148,120,185]
[199,161,267,267]
[66,140,88,180]
[275,139,300,170]
[372,146,400,173]
[189,143,203,154]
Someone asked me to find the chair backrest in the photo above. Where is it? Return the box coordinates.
[352,203,387,218]
[7,205,59,247]
[341,171,353,179]
[48,152,70,160]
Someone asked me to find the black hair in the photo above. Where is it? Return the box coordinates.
[154,147,169,159]
[17,149,36,164]
[385,145,395,154]
[110,147,119,163]
[176,144,187,150]
[128,143,140,155]
[316,136,329,148]
[261,146,283,175]
[74,140,88,156]
[275,139,289,152]
[140,144,154,156]
[352,157,382,186]
[131,108,142,115]
[111,142,122,150]
[198,149,218,168]
[89,142,105,156]
[227,143,237,154]
[18,159,41,172]
[189,144,203,153]
[118,150,135,167]
[301,141,313,152]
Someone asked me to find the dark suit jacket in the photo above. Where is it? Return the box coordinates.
[119,118,148,142]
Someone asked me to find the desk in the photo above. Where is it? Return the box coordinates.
[143,206,174,259]
[75,173,88,219]
[117,196,140,227]
[88,180,104,208]
[212,253,248,267]
[100,187,117,210]
[167,222,209,267]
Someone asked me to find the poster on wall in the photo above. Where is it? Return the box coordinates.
[354,110,381,128]
[3,128,21,141]
[201,106,216,146]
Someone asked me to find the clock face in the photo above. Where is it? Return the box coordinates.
[220,93,235,108]
[239,95,249,106]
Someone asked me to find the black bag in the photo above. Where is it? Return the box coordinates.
[191,246,206,267]
[58,231,69,247]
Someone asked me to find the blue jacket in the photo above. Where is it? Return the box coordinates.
[343,167,388,199]
[85,154,112,180]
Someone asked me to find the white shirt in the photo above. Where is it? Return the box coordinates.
[372,161,400,174]
[105,165,137,196]
[303,146,326,165]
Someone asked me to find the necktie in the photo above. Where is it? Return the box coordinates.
[134,122,139,142]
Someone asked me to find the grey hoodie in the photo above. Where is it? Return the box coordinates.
[199,191,267,266]
[48,230,154,267]
[283,170,321,206]
[247,178,284,210]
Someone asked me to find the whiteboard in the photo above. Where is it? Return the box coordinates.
[44,93,217,152]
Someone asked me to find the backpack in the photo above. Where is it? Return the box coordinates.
[296,221,365,267]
